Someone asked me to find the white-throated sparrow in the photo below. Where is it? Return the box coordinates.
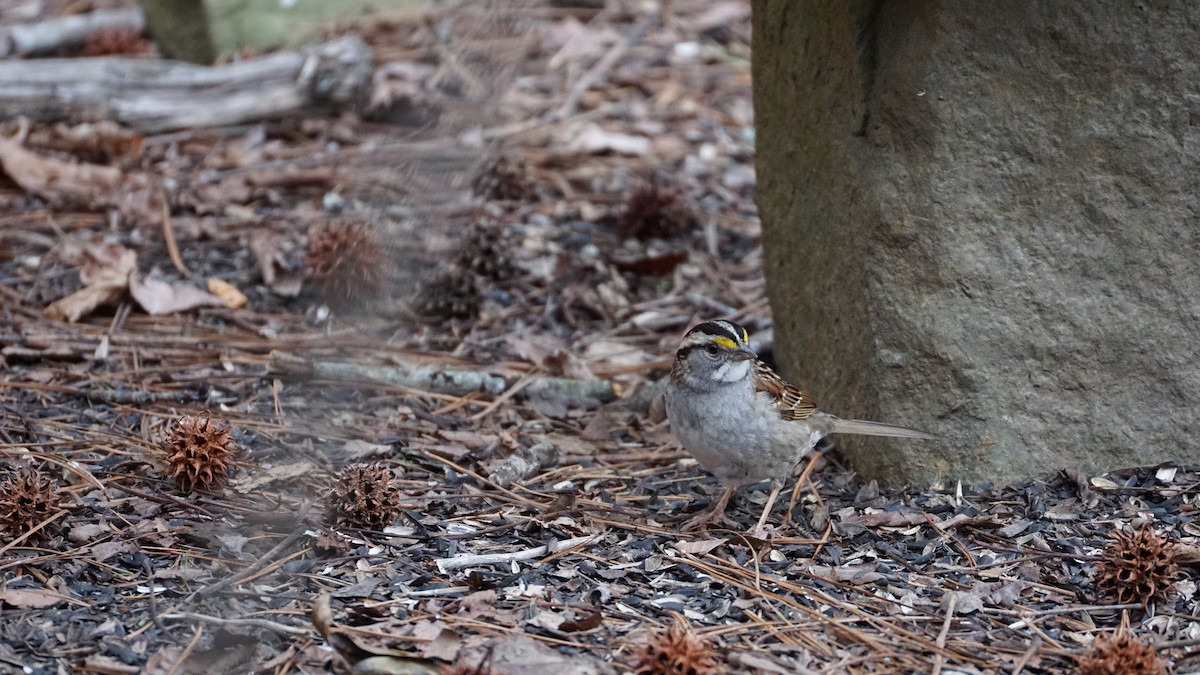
[664,320,931,537]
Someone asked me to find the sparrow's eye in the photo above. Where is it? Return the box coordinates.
[704,343,720,357]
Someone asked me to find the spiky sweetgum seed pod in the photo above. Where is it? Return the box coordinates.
[633,617,720,675]
[616,182,698,241]
[455,222,516,282]
[305,222,385,301]
[0,468,62,542]
[163,415,237,492]
[413,271,480,321]
[1076,629,1166,675]
[1096,522,1181,608]
[471,154,534,201]
[326,464,403,530]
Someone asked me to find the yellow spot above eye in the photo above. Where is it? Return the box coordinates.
[712,336,737,349]
[740,326,749,343]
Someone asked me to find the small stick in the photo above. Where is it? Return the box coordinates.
[931,593,956,675]
[159,184,189,278]
[1011,636,1042,675]
[435,534,602,573]
[163,625,204,675]
[468,370,536,421]
[160,612,309,636]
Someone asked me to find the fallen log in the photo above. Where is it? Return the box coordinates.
[0,8,145,58]
[0,35,373,132]
[267,351,618,404]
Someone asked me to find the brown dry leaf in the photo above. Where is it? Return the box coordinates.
[310,595,440,675]
[248,228,303,297]
[560,610,603,632]
[142,647,185,675]
[44,240,136,322]
[582,340,656,382]
[456,589,498,618]
[81,654,139,675]
[462,635,615,675]
[673,538,728,555]
[79,240,136,284]
[85,540,133,563]
[810,563,887,585]
[579,411,610,442]
[561,123,650,156]
[68,523,108,543]
[544,18,618,67]
[232,459,320,493]
[1172,542,1200,565]
[129,274,225,315]
[0,137,158,223]
[207,278,248,309]
[143,639,256,675]
[938,513,1002,529]
[728,652,795,675]
[1042,498,1080,521]
[412,620,460,662]
[34,121,143,164]
[941,582,999,615]
[438,430,492,451]
[44,281,125,322]
[840,510,926,528]
[183,175,256,214]
[339,439,395,461]
[505,334,593,379]
[0,586,65,609]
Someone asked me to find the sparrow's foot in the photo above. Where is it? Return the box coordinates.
[680,486,737,532]
[680,506,740,532]
[747,523,780,541]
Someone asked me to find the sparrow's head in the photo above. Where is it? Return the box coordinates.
[672,320,756,388]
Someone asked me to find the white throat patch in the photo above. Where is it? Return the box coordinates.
[710,359,751,383]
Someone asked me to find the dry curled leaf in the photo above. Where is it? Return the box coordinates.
[0,137,159,223]
[44,240,136,322]
[129,274,224,315]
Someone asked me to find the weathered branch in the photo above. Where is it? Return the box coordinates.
[267,351,616,403]
[435,534,602,573]
[0,35,373,132]
[0,8,145,58]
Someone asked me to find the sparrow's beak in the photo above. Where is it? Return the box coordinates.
[729,348,756,362]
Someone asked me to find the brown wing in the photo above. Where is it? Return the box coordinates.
[753,359,818,421]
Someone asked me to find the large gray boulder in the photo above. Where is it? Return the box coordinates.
[753,2,1200,485]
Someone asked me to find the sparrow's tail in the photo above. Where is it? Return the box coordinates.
[825,417,933,440]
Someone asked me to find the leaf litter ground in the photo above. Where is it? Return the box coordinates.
[0,2,1198,673]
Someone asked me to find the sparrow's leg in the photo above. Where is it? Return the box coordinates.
[748,479,784,540]
[681,486,737,531]
[782,448,824,527]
